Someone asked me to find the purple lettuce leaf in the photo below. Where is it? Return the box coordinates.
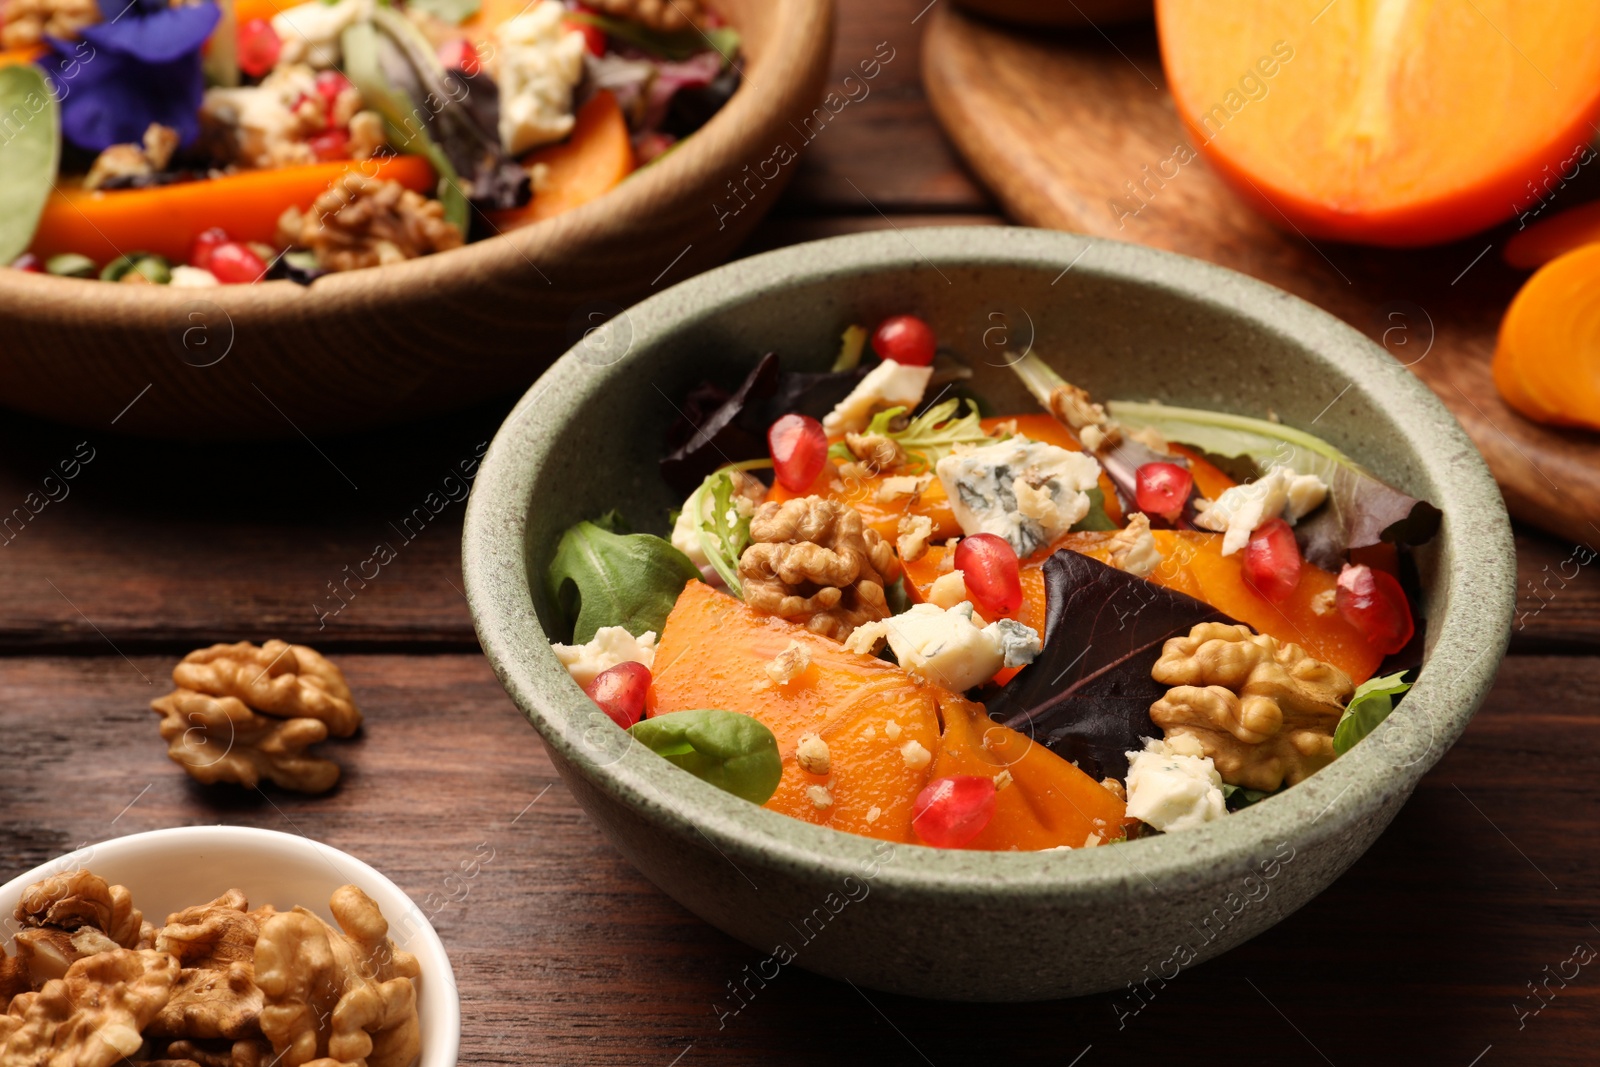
[982,549,1237,781]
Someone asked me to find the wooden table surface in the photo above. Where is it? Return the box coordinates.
[3,3,1598,1064]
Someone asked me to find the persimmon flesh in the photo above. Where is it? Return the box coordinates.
[1156,1,1600,246]
[1492,242,1600,431]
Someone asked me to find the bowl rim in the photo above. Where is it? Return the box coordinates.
[0,824,461,1067]
[0,0,832,316]
[462,225,1516,901]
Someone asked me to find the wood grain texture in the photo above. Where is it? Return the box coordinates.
[0,0,835,441]
[922,7,1600,548]
[1,652,1595,1065]
[0,381,1594,654]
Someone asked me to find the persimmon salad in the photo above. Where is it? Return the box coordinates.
[0,0,737,283]
[545,315,1442,851]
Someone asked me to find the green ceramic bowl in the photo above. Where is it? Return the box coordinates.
[462,227,1514,1001]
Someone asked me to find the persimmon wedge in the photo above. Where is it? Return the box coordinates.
[29,155,437,265]
[1156,1,1600,246]
[489,91,635,230]
[1492,242,1600,431]
[647,581,1124,849]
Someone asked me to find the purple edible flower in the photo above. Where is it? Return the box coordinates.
[44,0,220,152]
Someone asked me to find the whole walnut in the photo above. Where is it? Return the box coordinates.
[1150,622,1353,791]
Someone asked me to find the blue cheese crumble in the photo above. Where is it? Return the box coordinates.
[934,436,1103,557]
[845,602,1041,691]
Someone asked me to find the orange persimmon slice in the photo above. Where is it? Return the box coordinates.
[647,581,1125,848]
[1156,1,1600,246]
[1492,242,1600,431]
[29,155,437,265]
[490,91,635,229]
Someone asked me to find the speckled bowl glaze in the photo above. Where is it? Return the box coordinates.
[462,227,1515,1001]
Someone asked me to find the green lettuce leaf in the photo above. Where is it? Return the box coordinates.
[1333,670,1414,755]
[0,65,59,264]
[684,468,758,595]
[1070,487,1117,532]
[545,517,701,643]
[629,709,782,804]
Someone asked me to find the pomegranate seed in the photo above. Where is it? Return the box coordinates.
[911,775,997,848]
[1135,462,1193,523]
[954,533,1023,614]
[314,70,352,115]
[10,253,41,272]
[308,128,349,161]
[584,661,651,729]
[188,227,229,270]
[1241,518,1302,602]
[207,242,269,285]
[1336,564,1415,655]
[767,413,828,492]
[436,38,481,76]
[237,18,282,79]
[870,314,937,366]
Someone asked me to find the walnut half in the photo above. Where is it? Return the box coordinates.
[276,174,464,273]
[737,497,901,642]
[1149,622,1353,791]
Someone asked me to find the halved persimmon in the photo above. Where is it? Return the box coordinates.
[1157,1,1600,246]
[1492,242,1600,430]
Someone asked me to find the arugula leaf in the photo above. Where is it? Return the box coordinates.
[545,518,701,643]
[629,709,782,804]
[985,549,1237,780]
[566,10,741,63]
[832,325,867,372]
[862,398,991,472]
[1070,487,1117,532]
[407,0,479,23]
[1107,399,1441,568]
[1332,670,1413,755]
[0,65,59,264]
[684,468,758,595]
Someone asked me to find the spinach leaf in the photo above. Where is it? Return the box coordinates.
[1221,783,1276,810]
[629,709,782,804]
[1332,670,1413,755]
[545,518,701,643]
[1070,487,1117,532]
[1107,400,1441,569]
[0,65,59,264]
[983,549,1236,780]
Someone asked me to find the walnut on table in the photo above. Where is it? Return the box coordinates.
[151,689,343,794]
[172,640,362,738]
[1150,621,1354,791]
[0,949,179,1067]
[254,886,421,1067]
[276,174,464,273]
[152,640,362,795]
[737,496,902,642]
[584,0,704,32]
[0,0,97,48]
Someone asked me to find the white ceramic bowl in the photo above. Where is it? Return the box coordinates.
[0,825,458,1067]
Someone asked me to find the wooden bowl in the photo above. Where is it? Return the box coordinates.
[952,0,1149,28]
[0,0,833,440]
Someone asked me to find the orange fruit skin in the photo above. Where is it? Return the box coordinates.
[490,92,637,229]
[647,582,1125,849]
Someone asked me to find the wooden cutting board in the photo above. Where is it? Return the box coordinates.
[923,5,1600,548]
